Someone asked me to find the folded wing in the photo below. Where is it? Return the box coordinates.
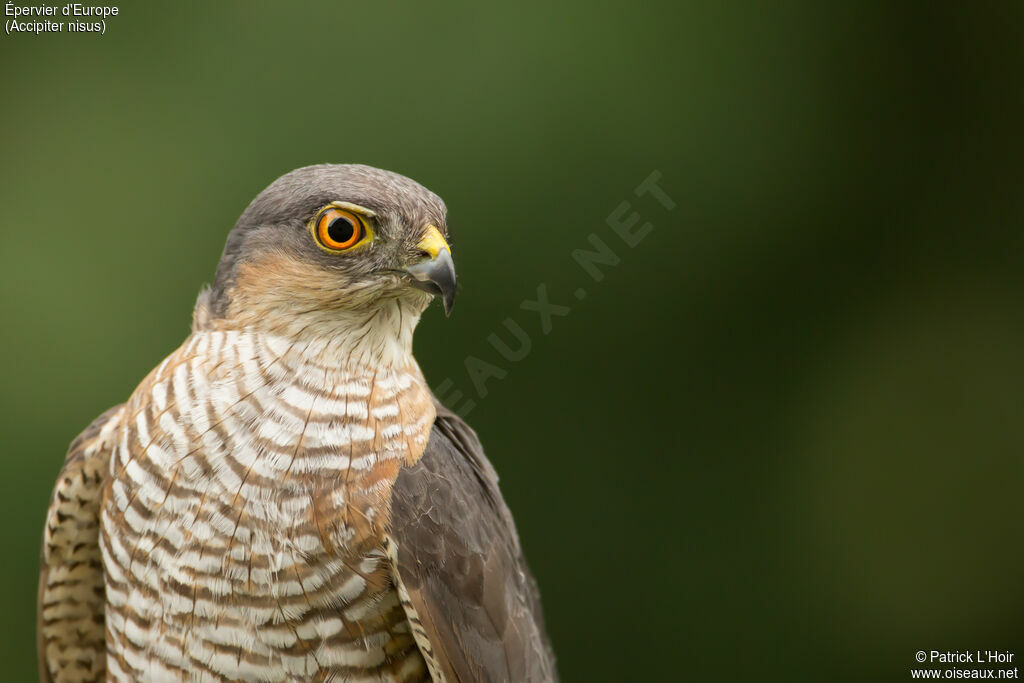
[388,401,557,682]
[38,405,124,683]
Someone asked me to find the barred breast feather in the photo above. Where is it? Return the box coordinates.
[102,329,435,681]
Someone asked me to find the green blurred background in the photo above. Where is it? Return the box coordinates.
[3,2,1023,680]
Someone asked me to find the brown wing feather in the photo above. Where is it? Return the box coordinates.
[38,405,124,683]
[389,400,558,682]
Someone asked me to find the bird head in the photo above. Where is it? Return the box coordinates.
[202,165,456,358]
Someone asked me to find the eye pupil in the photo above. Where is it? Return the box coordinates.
[327,216,355,245]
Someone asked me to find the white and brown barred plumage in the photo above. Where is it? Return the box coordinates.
[38,165,557,682]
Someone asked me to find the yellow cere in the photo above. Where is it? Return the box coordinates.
[417,225,451,260]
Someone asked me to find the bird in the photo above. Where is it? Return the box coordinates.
[37,164,558,682]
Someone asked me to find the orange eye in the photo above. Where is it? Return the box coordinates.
[314,208,365,251]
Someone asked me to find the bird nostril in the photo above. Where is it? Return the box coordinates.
[415,225,450,261]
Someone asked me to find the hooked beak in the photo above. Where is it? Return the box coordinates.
[405,225,456,316]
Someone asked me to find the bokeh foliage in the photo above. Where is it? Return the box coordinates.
[2,2,1023,680]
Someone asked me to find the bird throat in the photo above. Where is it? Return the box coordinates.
[204,255,430,370]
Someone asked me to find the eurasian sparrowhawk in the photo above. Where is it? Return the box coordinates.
[37,164,557,682]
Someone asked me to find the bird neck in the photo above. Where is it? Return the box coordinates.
[193,288,424,370]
